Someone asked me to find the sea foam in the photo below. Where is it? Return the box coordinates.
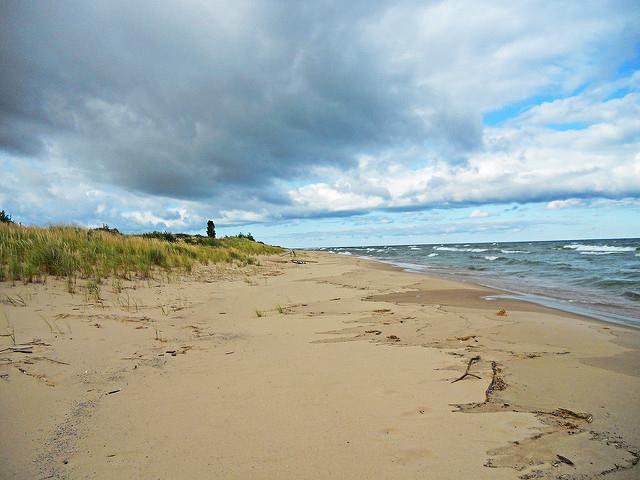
[563,244,636,253]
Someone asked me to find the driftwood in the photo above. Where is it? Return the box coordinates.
[291,259,306,264]
[556,454,575,466]
[0,347,33,354]
[37,356,70,365]
[451,356,481,383]
[546,407,593,423]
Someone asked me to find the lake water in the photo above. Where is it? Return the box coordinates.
[320,238,640,327]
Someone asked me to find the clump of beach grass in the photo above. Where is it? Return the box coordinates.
[0,223,283,283]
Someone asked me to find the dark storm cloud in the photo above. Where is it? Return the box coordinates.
[0,0,480,200]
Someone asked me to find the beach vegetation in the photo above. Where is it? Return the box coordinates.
[0,223,283,283]
[141,231,177,243]
[92,224,121,235]
[0,210,14,224]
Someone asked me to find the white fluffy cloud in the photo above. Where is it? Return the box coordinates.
[546,199,583,209]
[469,210,490,218]
[285,79,640,216]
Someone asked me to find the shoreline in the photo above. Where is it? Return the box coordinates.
[1,251,639,478]
[335,251,640,329]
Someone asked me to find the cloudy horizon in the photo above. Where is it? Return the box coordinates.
[1,1,639,247]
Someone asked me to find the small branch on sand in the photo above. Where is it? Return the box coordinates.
[0,347,33,354]
[37,356,70,366]
[534,407,593,424]
[291,259,306,264]
[451,355,481,383]
[552,408,593,423]
[556,454,575,466]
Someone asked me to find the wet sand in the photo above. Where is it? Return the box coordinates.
[1,251,638,479]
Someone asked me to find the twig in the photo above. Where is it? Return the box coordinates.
[451,355,481,383]
[37,357,70,365]
[0,347,33,354]
[534,407,593,423]
[556,454,575,466]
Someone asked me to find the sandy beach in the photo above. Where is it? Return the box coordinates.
[1,251,638,479]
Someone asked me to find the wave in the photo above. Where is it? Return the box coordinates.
[337,251,352,256]
[428,253,438,257]
[484,256,499,261]
[592,279,639,289]
[579,251,618,255]
[501,249,529,254]
[563,244,636,253]
[623,291,640,301]
[433,246,488,252]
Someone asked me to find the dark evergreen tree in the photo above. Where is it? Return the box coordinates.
[206,220,216,238]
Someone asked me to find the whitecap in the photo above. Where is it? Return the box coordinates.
[434,246,488,252]
[484,256,499,261]
[563,244,636,253]
[578,251,617,255]
[428,253,438,257]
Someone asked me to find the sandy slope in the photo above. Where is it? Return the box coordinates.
[0,252,638,479]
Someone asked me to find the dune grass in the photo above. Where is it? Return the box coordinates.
[0,223,283,283]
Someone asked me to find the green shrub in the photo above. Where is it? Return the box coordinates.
[141,231,177,243]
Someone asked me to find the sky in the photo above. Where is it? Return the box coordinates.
[1,0,639,247]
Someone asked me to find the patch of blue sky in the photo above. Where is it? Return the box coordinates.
[616,51,640,78]
[543,122,590,131]
[483,94,558,125]
[483,82,592,126]
[603,86,634,101]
